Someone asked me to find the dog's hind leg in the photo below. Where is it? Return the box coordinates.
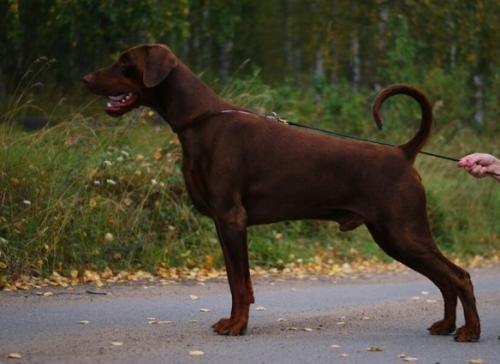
[366,219,480,342]
[211,204,254,336]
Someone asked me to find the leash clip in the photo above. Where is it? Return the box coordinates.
[268,111,288,125]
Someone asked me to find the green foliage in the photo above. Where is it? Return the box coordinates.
[0,71,498,282]
[382,14,418,84]
[0,1,498,282]
[0,1,498,131]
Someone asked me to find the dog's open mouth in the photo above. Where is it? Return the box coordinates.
[105,92,138,116]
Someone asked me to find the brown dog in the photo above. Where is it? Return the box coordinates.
[83,44,480,341]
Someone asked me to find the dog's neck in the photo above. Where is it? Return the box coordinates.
[153,63,231,133]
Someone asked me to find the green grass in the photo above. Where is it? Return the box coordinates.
[0,72,499,285]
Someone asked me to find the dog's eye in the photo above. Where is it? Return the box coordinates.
[119,64,135,77]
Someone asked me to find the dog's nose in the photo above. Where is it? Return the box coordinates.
[82,73,95,87]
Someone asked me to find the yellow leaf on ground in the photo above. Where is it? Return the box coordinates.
[189,350,204,356]
[7,353,22,359]
[153,149,163,160]
[403,357,418,362]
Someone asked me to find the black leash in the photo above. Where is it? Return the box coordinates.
[206,110,499,177]
[276,115,500,177]
[266,112,461,162]
[285,120,460,162]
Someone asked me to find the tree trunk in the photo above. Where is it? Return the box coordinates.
[473,74,484,126]
[351,30,361,90]
[0,65,5,102]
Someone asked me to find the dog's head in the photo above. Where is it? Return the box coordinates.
[83,44,178,117]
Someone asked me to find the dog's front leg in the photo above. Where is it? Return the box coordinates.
[212,206,254,336]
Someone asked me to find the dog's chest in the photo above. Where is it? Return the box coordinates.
[181,160,211,216]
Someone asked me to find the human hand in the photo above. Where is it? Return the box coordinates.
[457,153,500,181]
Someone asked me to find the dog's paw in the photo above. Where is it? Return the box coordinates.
[427,320,456,335]
[212,317,247,336]
[454,325,480,342]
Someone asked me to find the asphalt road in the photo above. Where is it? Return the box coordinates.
[1,266,499,364]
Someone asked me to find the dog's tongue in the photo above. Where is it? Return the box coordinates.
[108,94,125,101]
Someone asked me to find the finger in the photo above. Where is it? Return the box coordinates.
[458,158,473,168]
[471,165,486,178]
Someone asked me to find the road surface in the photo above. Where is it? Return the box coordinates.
[1,266,499,363]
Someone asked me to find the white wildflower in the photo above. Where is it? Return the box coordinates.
[106,179,117,185]
[103,160,113,166]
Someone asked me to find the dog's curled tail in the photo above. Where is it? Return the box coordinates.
[372,84,433,162]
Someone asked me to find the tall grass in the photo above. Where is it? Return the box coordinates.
[0,67,498,284]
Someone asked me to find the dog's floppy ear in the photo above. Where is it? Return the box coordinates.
[143,45,178,88]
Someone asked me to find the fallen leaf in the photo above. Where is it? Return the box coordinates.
[153,149,163,160]
[148,320,172,325]
[468,360,484,364]
[255,306,266,311]
[43,291,53,297]
[86,290,108,295]
[425,299,437,303]
[421,291,429,295]
[403,357,418,362]
[339,353,349,358]
[110,341,123,346]
[331,344,341,349]
[189,294,199,300]
[362,316,371,320]
[287,327,298,331]
[7,353,22,359]
[277,318,287,322]
[199,308,211,312]
[398,354,407,358]
[411,296,420,301]
[189,350,204,356]
[303,327,313,332]
[366,346,382,352]
[78,320,89,325]
[336,321,345,326]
